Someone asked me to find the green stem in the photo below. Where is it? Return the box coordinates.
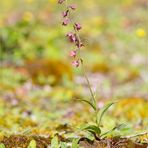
[81,63,97,109]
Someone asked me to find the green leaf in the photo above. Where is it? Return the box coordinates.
[51,136,59,148]
[76,99,96,111]
[100,124,126,137]
[72,138,79,148]
[84,132,95,141]
[27,140,36,148]
[81,125,101,136]
[60,142,67,148]
[116,123,127,130]
[0,143,5,148]
[97,102,115,127]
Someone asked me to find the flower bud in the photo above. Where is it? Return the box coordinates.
[69,4,77,10]
[62,18,69,26]
[76,41,84,48]
[74,23,82,31]
[58,0,65,4]
[62,10,69,17]
[67,32,77,42]
[72,60,79,67]
[69,50,77,57]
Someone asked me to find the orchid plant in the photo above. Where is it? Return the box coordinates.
[58,0,116,138]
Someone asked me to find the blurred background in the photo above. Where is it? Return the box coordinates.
[0,0,148,139]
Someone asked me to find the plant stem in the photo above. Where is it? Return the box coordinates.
[66,3,96,108]
[81,64,97,109]
[63,0,97,119]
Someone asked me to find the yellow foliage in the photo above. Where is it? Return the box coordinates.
[24,59,73,85]
[91,62,110,73]
[139,133,148,144]
[114,98,148,120]
[22,119,37,127]
[113,66,139,83]
[0,133,4,141]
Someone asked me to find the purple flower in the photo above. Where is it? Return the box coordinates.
[74,23,82,31]
[62,18,69,26]
[58,0,65,4]
[67,32,77,42]
[72,60,79,67]
[69,50,77,57]
[69,4,77,10]
[62,10,69,17]
[67,32,73,36]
